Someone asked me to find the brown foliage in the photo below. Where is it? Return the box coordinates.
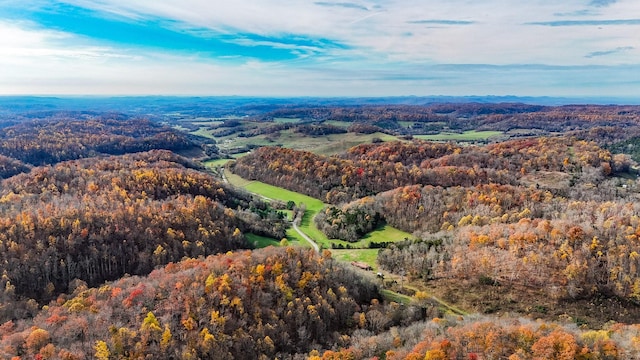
[0,248,387,359]
[0,151,275,308]
[0,117,195,166]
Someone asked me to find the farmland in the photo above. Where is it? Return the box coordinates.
[414,130,503,141]
[224,169,411,261]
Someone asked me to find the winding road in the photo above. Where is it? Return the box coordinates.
[292,222,320,253]
[216,166,465,313]
[220,167,321,253]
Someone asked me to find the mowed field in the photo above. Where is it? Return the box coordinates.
[202,158,233,167]
[330,249,380,270]
[224,170,412,267]
[246,233,281,248]
[224,129,398,156]
[224,170,327,240]
[415,130,502,141]
[187,116,401,156]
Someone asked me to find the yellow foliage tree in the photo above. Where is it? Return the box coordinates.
[94,340,110,360]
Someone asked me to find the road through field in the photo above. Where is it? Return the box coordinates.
[220,167,321,252]
[293,222,320,253]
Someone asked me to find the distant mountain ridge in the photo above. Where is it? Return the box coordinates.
[1,95,639,117]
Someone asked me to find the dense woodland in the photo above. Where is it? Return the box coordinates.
[5,102,640,359]
[231,137,627,205]
[0,154,30,179]
[0,248,426,359]
[313,314,640,359]
[0,116,195,167]
[232,135,640,315]
[0,117,290,323]
[0,150,292,313]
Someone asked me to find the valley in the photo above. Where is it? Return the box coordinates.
[1,97,640,358]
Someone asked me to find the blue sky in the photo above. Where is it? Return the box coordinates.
[0,0,639,97]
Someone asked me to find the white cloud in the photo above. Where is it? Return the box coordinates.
[53,0,640,67]
[2,1,640,96]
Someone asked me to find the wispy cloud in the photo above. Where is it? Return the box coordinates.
[1,0,640,97]
[407,20,475,25]
[590,0,617,7]
[554,10,597,17]
[527,19,640,26]
[21,3,351,62]
[586,46,634,58]
[314,2,369,11]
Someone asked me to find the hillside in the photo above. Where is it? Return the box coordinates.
[2,101,640,359]
[231,135,640,328]
[0,247,424,359]
[0,116,196,169]
[0,150,293,320]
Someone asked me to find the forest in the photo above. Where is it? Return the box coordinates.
[0,115,196,169]
[0,115,291,313]
[3,100,640,359]
[0,247,419,359]
[232,136,640,307]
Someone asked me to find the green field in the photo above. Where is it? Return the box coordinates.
[246,233,281,248]
[323,120,352,127]
[285,227,306,246]
[226,171,411,250]
[203,158,233,168]
[310,133,399,156]
[189,120,225,126]
[273,117,301,123]
[415,130,502,141]
[224,171,329,244]
[325,225,410,249]
[398,121,447,128]
[380,289,412,305]
[330,249,380,269]
[190,127,212,139]
[187,118,400,155]
[239,130,398,156]
[224,171,253,187]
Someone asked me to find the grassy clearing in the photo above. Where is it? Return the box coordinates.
[203,158,233,168]
[330,249,380,269]
[273,117,301,123]
[227,172,411,251]
[415,130,502,141]
[224,171,255,187]
[224,172,329,244]
[246,224,304,249]
[323,120,352,127]
[172,125,192,132]
[190,127,216,139]
[322,224,411,249]
[189,120,224,126]
[231,152,250,159]
[187,117,401,156]
[243,183,324,213]
[217,129,399,156]
[219,137,276,151]
[242,183,331,245]
[363,225,410,244]
[285,227,306,246]
[311,133,399,156]
[246,233,280,248]
[397,121,447,128]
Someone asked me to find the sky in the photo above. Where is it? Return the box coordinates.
[0,0,639,97]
